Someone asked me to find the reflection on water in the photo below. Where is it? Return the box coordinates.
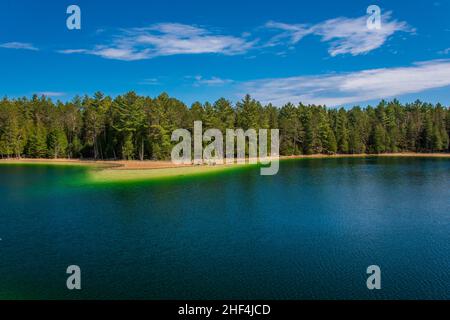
[0,158,450,299]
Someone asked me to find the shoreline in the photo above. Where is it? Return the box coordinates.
[1,152,450,168]
[1,153,450,184]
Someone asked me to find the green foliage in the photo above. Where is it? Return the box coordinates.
[148,125,171,160]
[0,94,448,160]
[335,108,349,153]
[47,128,68,158]
[318,109,337,154]
[279,103,303,155]
[122,134,134,160]
[236,95,261,130]
[27,124,48,158]
[0,100,26,157]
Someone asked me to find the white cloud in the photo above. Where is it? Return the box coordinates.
[58,12,412,61]
[193,75,234,86]
[89,47,152,61]
[240,59,450,106]
[61,23,255,61]
[315,12,411,56]
[264,21,310,46]
[58,49,88,54]
[265,12,412,56]
[0,42,38,51]
[138,78,161,85]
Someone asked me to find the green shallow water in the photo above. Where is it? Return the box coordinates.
[1,157,450,299]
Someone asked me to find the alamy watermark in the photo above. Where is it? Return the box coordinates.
[367,265,381,290]
[367,5,382,30]
[66,265,81,290]
[66,5,81,30]
[64,5,381,32]
[171,121,280,176]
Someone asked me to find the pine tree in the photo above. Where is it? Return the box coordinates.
[122,134,134,160]
[373,124,387,154]
[113,92,148,160]
[279,103,303,155]
[27,124,48,158]
[214,98,235,132]
[336,108,349,153]
[47,128,68,158]
[421,113,434,152]
[149,125,171,160]
[83,94,104,159]
[236,95,261,130]
[0,94,448,159]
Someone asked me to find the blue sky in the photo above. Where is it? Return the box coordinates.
[0,0,449,107]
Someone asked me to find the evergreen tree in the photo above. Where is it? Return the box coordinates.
[373,124,387,154]
[279,103,303,155]
[335,108,349,153]
[113,92,147,160]
[47,128,68,158]
[148,125,171,160]
[27,124,48,158]
[0,94,448,160]
[236,95,261,130]
[318,109,337,154]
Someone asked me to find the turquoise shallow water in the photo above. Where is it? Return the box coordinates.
[0,157,450,299]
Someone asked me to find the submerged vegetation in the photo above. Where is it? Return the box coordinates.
[87,164,253,185]
[0,92,449,160]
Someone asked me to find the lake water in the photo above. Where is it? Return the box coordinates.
[0,157,449,299]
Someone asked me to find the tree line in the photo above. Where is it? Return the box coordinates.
[0,92,449,160]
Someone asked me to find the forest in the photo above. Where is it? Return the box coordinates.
[0,92,449,160]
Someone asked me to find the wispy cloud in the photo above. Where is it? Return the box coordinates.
[264,21,310,47]
[36,91,66,97]
[265,11,412,56]
[58,49,88,54]
[193,75,234,86]
[438,48,450,55]
[0,42,38,51]
[58,12,411,61]
[60,23,255,61]
[240,59,450,106]
[138,78,161,85]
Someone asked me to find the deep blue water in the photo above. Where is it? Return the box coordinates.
[0,157,449,299]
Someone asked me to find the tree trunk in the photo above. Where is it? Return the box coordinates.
[139,139,144,161]
[93,135,98,159]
